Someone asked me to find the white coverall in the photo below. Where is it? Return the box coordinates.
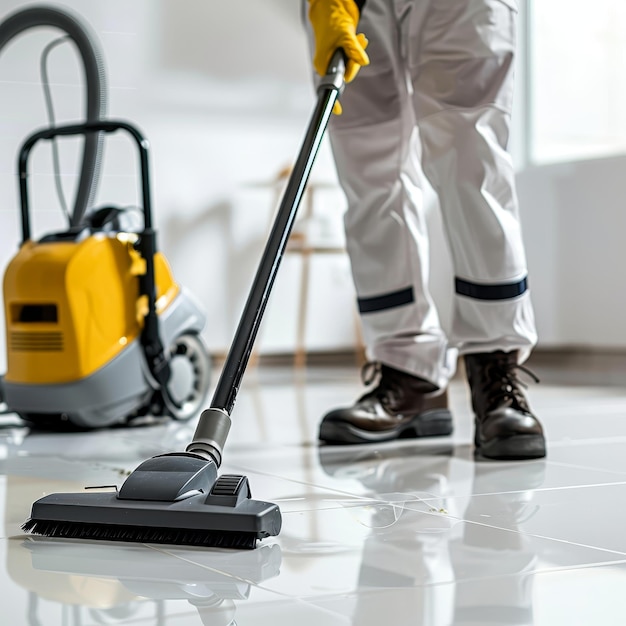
[308,0,537,390]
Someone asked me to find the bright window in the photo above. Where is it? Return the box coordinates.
[530,0,626,163]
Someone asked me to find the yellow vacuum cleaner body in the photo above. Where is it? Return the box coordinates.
[5,235,178,386]
[1,121,211,429]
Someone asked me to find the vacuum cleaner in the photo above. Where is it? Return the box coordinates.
[2,121,212,429]
[22,50,348,549]
[0,4,211,428]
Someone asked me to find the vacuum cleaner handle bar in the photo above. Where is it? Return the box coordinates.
[18,120,153,243]
[18,120,158,317]
[207,51,346,416]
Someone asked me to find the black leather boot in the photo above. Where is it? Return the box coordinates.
[464,351,546,460]
[319,362,453,444]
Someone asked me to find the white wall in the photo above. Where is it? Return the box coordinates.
[517,156,626,349]
[0,0,623,377]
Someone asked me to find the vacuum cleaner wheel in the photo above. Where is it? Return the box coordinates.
[162,332,212,421]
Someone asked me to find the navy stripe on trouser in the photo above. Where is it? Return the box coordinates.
[358,287,415,314]
[455,276,528,300]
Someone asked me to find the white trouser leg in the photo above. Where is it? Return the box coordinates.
[408,0,537,361]
[320,0,454,389]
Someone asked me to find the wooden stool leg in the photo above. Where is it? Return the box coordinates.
[294,249,311,369]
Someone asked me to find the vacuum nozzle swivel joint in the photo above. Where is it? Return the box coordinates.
[185,408,232,467]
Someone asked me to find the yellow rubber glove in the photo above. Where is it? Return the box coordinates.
[308,0,370,114]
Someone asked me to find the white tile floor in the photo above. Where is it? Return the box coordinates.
[2,361,626,625]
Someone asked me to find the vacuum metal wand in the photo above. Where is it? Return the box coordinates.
[187,50,347,465]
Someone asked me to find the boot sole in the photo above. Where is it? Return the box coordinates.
[475,434,546,460]
[319,409,454,445]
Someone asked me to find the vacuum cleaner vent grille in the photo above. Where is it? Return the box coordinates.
[10,331,64,352]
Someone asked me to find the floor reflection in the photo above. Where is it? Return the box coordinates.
[319,444,545,625]
[9,536,281,625]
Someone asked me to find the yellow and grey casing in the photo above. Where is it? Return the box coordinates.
[2,230,207,428]
[4,233,178,384]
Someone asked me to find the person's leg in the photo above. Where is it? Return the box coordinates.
[304,0,455,444]
[410,0,545,458]
[327,0,454,388]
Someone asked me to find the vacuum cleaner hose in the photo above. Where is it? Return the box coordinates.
[0,4,107,226]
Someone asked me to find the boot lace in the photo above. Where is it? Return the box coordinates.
[361,361,381,386]
[482,357,540,414]
[360,361,400,408]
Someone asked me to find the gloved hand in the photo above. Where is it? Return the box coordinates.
[308,0,370,114]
